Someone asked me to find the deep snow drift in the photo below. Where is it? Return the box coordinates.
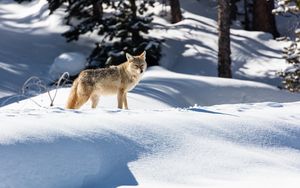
[1,0,300,188]
[1,94,300,188]
[1,67,300,188]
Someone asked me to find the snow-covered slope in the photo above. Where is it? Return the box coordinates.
[1,0,300,188]
[1,87,300,188]
[1,67,300,188]
[0,0,294,99]
[2,67,299,108]
[152,0,290,85]
[0,0,93,97]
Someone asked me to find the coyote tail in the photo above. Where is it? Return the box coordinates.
[66,79,79,109]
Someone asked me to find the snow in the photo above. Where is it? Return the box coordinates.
[0,0,94,98]
[151,1,291,86]
[1,89,300,188]
[48,52,86,81]
[1,67,300,188]
[0,0,300,188]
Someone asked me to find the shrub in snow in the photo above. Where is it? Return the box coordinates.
[49,52,86,81]
[274,0,300,92]
[278,37,300,92]
[272,0,300,14]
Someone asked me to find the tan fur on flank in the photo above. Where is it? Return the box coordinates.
[66,51,147,109]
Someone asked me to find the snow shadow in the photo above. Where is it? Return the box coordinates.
[0,1,94,98]
[242,125,300,151]
[0,27,92,96]
[132,77,300,107]
[181,0,218,20]
[186,107,237,117]
[0,94,26,107]
[160,37,218,76]
[0,133,144,188]
[205,120,300,152]
[0,3,49,25]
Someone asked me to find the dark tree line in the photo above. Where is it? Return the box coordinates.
[230,0,279,38]
[16,0,287,84]
[15,0,182,68]
[16,0,162,68]
[15,0,184,70]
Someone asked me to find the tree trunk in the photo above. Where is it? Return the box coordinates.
[230,0,238,21]
[243,0,250,30]
[92,0,103,20]
[218,0,232,78]
[253,0,279,38]
[169,0,183,23]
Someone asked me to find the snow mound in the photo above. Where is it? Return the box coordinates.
[2,67,299,109]
[48,52,86,81]
[0,99,300,188]
[1,1,300,187]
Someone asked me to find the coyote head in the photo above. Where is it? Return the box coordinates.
[126,51,147,74]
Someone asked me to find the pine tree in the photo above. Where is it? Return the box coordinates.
[218,0,232,78]
[273,0,300,92]
[86,0,161,68]
[15,0,161,68]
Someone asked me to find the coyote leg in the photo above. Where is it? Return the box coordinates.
[123,92,128,109]
[74,84,92,109]
[90,94,100,109]
[117,89,125,109]
[74,94,90,109]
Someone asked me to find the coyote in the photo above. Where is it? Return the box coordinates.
[66,51,147,109]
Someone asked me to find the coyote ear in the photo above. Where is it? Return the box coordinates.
[140,51,146,60]
[126,53,134,61]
